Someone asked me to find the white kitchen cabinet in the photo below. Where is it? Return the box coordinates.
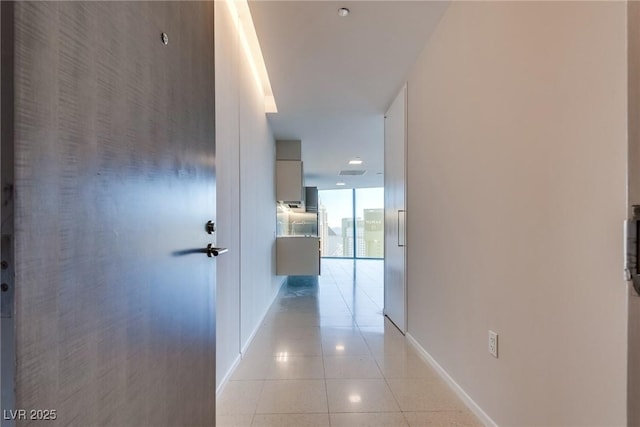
[276,160,303,202]
[276,237,320,276]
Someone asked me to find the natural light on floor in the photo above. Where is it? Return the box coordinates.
[216,259,482,427]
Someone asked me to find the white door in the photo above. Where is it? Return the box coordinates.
[384,86,407,333]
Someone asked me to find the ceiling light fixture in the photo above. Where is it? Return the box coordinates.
[336,182,346,186]
[337,7,350,17]
[348,158,363,165]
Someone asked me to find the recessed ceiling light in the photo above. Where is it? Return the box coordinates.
[336,182,346,186]
[348,158,363,165]
[337,7,350,17]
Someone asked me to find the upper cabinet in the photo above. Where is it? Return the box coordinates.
[276,140,304,202]
[276,160,303,202]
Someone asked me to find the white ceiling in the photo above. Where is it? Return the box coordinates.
[249,1,448,190]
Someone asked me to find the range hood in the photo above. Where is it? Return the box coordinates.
[285,186,317,213]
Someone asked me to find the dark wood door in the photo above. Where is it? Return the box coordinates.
[1,2,216,425]
[630,3,640,426]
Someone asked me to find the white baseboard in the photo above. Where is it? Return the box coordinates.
[240,276,285,355]
[240,314,263,355]
[216,276,286,396]
[216,353,241,395]
[406,333,498,427]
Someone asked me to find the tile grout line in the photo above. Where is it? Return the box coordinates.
[320,313,332,427]
[339,259,405,425]
[219,260,393,426]
[359,312,410,425]
[250,368,267,424]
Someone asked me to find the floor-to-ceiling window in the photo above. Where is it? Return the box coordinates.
[317,189,352,258]
[355,187,384,258]
[318,187,384,259]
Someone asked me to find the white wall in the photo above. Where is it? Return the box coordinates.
[215,1,241,390]
[405,2,628,425]
[215,1,282,390]
[237,31,283,349]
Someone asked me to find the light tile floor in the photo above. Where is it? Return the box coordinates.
[217,259,482,427]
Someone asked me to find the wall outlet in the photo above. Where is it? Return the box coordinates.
[488,330,498,358]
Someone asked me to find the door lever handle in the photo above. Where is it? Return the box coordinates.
[207,244,228,257]
[625,205,640,295]
[397,210,406,247]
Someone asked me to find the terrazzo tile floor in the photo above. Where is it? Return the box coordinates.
[217,259,482,427]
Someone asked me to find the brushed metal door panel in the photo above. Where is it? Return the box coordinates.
[6,2,216,425]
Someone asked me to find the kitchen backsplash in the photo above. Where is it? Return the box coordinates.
[276,203,318,236]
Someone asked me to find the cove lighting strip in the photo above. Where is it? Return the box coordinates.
[225,0,278,113]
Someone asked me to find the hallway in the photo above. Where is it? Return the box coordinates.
[216,259,481,427]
